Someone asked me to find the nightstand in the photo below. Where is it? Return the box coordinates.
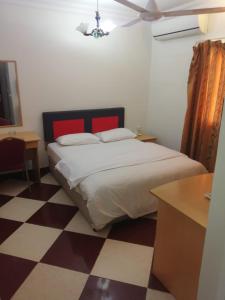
[136,134,157,143]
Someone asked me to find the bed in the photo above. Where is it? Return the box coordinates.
[43,107,207,230]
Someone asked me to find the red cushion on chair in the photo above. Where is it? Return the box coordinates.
[92,116,119,133]
[53,119,84,139]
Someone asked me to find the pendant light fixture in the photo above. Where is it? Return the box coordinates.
[76,0,109,38]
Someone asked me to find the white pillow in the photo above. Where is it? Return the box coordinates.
[96,128,136,143]
[56,133,100,146]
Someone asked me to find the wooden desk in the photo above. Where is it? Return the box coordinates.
[151,174,213,300]
[0,131,41,182]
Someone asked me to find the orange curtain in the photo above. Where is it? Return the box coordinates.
[181,40,225,172]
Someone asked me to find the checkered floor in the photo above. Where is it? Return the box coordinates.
[0,173,175,300]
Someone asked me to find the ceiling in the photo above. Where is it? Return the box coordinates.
[1,0,225,22]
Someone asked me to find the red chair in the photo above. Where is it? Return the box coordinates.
[0,137,30,185]
[0,117,11,126]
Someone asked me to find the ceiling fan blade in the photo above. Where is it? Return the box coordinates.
[114,0,148,13]
[122,18,141,27]
[161,7,225,17]
[145,0,158,12]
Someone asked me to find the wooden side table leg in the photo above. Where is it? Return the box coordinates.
[32,149,40,183]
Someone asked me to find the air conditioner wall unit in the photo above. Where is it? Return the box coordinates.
[152,15,208,41]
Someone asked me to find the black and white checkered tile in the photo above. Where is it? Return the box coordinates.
[0,173,175,300]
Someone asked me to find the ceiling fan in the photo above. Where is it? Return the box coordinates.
[114,0,225,26]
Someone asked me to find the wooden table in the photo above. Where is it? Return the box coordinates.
[136,134,157,142]
[0,131,41,182]
[150,174,213,300]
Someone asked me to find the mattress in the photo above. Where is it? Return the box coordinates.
[47,140,207,230]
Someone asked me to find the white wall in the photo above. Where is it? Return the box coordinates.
[146,13,225,150]
[0,3,151,166]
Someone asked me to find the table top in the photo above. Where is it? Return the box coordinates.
[151,174,213,228]
[136,134,157,142]
[0,131,40,142]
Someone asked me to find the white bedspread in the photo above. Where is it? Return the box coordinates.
[55,140,183,189]
[48,140,207,230]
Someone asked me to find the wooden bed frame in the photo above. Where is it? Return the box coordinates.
[42,107,126,229]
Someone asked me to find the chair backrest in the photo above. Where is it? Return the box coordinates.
[0,137,25,172]
[0,117,11,126]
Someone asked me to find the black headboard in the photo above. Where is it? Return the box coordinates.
[42,107,125,143]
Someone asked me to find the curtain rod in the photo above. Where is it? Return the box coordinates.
[195,35,225,45]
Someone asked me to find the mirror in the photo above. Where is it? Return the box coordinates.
[0,61,22,127]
